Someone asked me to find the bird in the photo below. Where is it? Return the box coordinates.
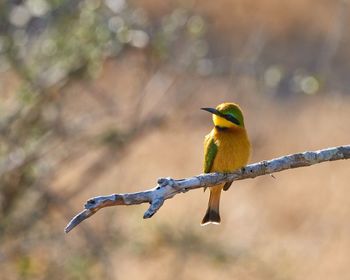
[201,102,251,225]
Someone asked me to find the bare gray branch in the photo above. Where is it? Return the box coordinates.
[65,145,350,233]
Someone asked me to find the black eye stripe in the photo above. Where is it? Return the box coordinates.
[224,114,240,125]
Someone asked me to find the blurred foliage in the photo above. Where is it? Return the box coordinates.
[0,1,213,278]
[0,0,211,87]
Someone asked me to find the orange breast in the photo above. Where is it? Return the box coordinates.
[211,127,251,172]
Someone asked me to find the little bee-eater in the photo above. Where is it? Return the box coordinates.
[201,102,251,225]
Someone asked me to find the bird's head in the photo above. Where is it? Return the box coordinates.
[201,102,245,129]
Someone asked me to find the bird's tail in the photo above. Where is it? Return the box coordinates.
[201,185,221,226]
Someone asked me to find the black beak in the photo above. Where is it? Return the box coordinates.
[201,107,222,116]
[201,107,240,125]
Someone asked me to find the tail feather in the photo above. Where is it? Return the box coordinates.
[201,208,221,225]
[201,186,221,226]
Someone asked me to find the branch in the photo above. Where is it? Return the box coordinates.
[65,145,350,233]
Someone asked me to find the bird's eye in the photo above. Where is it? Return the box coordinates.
[225,114,240,125]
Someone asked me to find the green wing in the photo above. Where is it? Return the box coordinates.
[204,138,218,173]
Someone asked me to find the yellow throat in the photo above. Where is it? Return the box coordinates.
[212,114,237,128]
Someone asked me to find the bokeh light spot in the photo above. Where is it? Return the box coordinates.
[130,30,149,48]
[264,66,283,88]
[105,0,125,13]
[187,15,205,37]
[301,76,319,95]
[108,16,124,32]
[9,5,32,27]
[25,0,50,17]
[171,8,188,27]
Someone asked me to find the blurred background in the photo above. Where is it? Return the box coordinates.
[1,0,350,279]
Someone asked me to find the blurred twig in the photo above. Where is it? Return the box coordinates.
[65,145,350,233]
